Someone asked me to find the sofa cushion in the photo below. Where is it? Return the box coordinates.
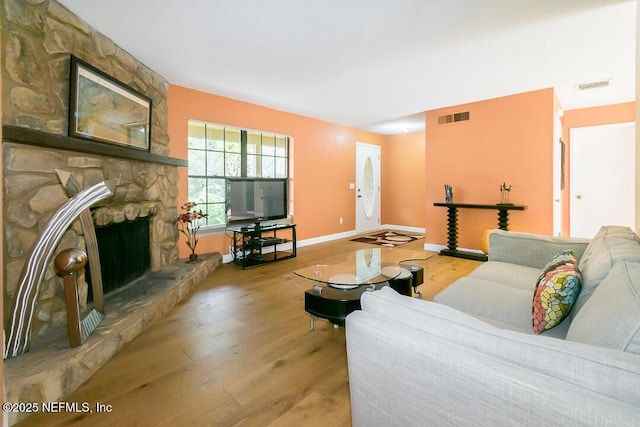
[434,276,535,333]
[470,261,540,291]
[580,225,640,266]
[472,312,570,338]
[574,235,640,317]
[566,261,640,355]
[488,229,590,269]
[532,250,582,333]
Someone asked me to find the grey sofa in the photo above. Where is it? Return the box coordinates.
[345,226,640,426]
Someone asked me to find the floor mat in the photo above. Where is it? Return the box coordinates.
[349,231,424,247]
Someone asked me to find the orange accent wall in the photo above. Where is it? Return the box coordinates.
[563,103,635,130]
[168,85,385,257]
[561,102,635,235]
[381,131,426,228]
[425,88,555,251]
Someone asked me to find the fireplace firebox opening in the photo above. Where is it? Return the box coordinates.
[86,217,151,301]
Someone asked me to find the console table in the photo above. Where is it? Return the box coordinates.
[433,203,527,261]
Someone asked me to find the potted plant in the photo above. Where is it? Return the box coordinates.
[175,202,209,262]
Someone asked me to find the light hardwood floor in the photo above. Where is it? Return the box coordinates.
[17,235,480,427]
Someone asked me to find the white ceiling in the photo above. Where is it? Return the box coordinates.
[57,0,636,134]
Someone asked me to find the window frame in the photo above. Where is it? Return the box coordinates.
[187,120,290,233]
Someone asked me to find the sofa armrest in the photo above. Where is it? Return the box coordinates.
[488,229,591,269]
[345,288,640,426]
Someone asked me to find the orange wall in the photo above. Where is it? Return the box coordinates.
[167,85,633,258]
[168,85,385,257]
[561,102,635,235]
[425,88,555,250]
[381,131,426,228]
[563,102,635,130]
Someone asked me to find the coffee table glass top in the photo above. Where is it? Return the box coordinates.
[294,248,433,289]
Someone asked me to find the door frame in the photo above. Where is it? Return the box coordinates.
[355,142,381,234]
[569,121,636,237]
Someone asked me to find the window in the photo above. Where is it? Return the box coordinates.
[187,120,289,229]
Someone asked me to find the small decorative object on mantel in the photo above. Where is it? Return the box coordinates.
[499,181,512,205]
[444,184,454,203]
[175,202,209,262]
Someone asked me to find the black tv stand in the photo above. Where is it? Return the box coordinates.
[229,223,296,269]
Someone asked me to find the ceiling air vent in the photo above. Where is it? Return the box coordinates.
[438,111,470,125]
[577,80,610,91]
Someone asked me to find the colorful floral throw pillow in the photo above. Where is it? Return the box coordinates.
[532,250,583,334]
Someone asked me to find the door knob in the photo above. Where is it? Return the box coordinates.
[576,195,582,200]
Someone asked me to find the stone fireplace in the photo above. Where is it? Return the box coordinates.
[3,135,182,343]
[2,0,183,343]
[2,2,222,424]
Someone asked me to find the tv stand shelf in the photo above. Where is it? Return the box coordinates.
[229,223,297,269]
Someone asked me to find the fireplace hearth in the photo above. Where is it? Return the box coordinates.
[4,252,222,426]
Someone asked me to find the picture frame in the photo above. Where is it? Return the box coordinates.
[69,56,152,151]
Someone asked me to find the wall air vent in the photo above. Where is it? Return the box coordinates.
[438,111,470,125]
[577,80,610,91]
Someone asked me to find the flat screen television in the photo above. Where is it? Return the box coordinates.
[226,178,288,225]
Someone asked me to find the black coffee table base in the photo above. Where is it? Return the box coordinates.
[304,282,386,330]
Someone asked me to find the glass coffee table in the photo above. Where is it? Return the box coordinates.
[295,247,433,330]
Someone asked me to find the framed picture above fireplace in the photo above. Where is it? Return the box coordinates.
[69,56,152,151]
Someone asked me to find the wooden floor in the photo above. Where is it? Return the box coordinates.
[17,234,481,427]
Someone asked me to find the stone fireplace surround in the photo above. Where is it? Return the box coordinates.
[3,125,186,344]
[2,0,186,345]
[2,126,223,426]
[1,2,222,424]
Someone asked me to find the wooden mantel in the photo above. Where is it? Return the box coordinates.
[2,125,188,167]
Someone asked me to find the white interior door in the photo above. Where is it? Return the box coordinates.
[570,122,635,238]
[355,142,380,233]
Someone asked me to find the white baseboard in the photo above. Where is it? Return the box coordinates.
[423,243,446,252]
[297,230,359,248]
[424,243,485,255]
[381,224,426,234]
